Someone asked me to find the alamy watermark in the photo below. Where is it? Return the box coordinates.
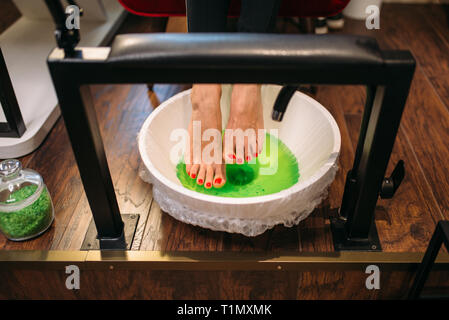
[169,123,279,175]
[65,264,80,290]
[366,5,380,30]
[65,5,81,30]
[365,265,380,290]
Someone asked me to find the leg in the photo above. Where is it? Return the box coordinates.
[185,84,226,189]
[185,0,231,188]
[185,0,230,188]
[186,0,230,32]
[225,1,281,165]
[238,0,281,33]
[224,84,264,164]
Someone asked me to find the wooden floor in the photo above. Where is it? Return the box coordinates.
[2,4,449,252]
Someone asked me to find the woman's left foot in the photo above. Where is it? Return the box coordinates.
[224,84,264,165]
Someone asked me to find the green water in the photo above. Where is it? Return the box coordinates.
[176,133,299,197]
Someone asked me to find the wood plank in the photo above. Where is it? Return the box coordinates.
[2,267,448,299]
[54,194,91,250]
[165,16,188,33]
[424,4,449,51]
[345,113,441,251]
[379,4,449,77]
[140,200,225,251]
[396,71,449,221]
[297,203,335,252]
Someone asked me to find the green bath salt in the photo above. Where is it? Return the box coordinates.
[176,133,299,197]
[0,184,53,240]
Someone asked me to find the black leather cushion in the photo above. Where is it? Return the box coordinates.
[108,33,383,69]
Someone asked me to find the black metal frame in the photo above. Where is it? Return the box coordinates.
[44,0,82,57]
[408,221,449,299]
[46,33,415,250]
[0,47,26,138]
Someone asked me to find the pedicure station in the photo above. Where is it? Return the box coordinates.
[1,0,448,300]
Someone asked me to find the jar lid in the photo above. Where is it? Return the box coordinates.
[0,159,22,180]
[0,160,43,209]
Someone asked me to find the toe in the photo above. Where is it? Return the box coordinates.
[248,133,257,162]
[197,165,206,185]
[223,130,236,164]
[235,134,245,165]
[213,164,226,188]
[244,136,250,163]
[205,165,214,189]
[189,164,200,179]
[245,134,257,163]
[256,129,266,157]
[185,151,192,174]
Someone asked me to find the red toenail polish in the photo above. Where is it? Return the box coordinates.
[246,156,251,162]
[215,178,222,184]
[191,173,196,178]
[206,182,212,188]
[198,179,203,184]
[255,152,258,157]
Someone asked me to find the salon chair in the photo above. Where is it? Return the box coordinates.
[118,0,351,18]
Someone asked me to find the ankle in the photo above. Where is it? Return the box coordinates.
[230,84,262,114]
[232,84,261,96]
[191,84,222,111]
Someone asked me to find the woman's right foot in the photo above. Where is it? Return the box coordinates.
[224,84,264,165]
[185,84,226,189]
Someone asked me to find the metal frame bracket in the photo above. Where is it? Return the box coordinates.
[408,220,449,299]
[81,214,139,250]
[331,216,382,251]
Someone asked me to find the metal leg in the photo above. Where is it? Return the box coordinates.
[51,76,126,249]
[0,48,26,138]
[271,85,298,121]
[339,85,376,220]
[408,221,449,299]
[332,52,415,250]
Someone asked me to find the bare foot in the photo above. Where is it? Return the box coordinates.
[224,84,264,165]
[185,84,226,189]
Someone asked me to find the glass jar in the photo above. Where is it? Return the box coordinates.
[0,159,54,241]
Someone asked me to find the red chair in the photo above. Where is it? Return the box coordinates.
[118,0,350,18]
